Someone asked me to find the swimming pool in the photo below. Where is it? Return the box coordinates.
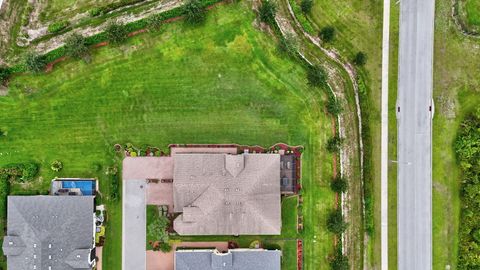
[62,180,95,195]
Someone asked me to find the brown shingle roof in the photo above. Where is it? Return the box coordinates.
[173,153,281,235]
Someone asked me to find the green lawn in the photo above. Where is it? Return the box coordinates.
[0,2,335,269]
[307,0,383,267]
[466,0,480,26]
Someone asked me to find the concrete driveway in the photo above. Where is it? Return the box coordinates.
[122,179,147,270]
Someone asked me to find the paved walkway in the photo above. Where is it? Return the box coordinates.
[380,0,391,268]
[146,242,229,270]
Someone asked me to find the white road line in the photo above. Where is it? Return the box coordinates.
[381,0,391,268]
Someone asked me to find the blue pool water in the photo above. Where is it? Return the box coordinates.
[62,180,95,195]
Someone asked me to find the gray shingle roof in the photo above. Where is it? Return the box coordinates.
[173,153,281,235]
[2,196,95,270]
[175,249,282,270]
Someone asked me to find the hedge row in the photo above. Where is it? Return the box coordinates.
[454,111,480,269]
[288,0,315,34]
[0,0,222,83]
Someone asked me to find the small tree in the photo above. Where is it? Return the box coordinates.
[326,95,342,116]
[319,26,335,43]
[105,21,128,44]
[326,209,347,234]
[330,176,348,193]
[330,248,349,270]
[184,0,206,25]
[24,52,46,73]
[300,0,313,14]
[326,136,343,152]
[259,0,277,25]
[278,33,298,57]
[65,33,90,60]
[51,160,63,172]
[147,14,163,30]
[353,52,367,66]
[307,65,328,88]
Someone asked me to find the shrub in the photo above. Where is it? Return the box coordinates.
[319,26,335,43]
[51,160,63,172]
[148,215,170,243]
[147,13,163,30]
[326,209,347,234]
[0,175,10,221]
[24,52,46,73]
[307,65,328,88]
[326,95,342,116]
[21,163,39,180]
[330,176,348,193]
[300,0,313,13]
[65,33,90,60]
[326,136,343,152]
[184,0,206,25]
[110,173,120,201]
[105,21,128,44]
[259,0,277,25]
[330,248,349,270]
[0,67,11,84]
[278,33,298,57]
[48,20,70,33]
[159,242,172,253]
[353,52,367,66]
[89,8,101,17]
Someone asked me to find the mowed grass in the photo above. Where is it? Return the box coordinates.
[466,0,480,26]
[307,0,383,267]
[0,2,335,270]
[431,0,480,269]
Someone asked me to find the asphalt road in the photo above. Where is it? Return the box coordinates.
[122,179,147,270]
[397,0,435,269]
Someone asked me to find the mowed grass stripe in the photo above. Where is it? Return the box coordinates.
[0,2,335,269]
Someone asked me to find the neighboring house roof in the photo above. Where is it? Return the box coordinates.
[2,196,95,270]
[173,153,281,235]
[175,249,282,270]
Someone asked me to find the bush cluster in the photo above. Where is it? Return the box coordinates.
[48,20,70,33]
[109,168,120,201]
[65,33,90,60]
[319,26,335,43]
[278,33,298,57]
[326,209,348,234]
[326,94,342,116]
[330,176,348,193]
[0,163,39,183]
[300,0,313,13]
[184,0,207,25]
[24,52,47,73]
[307,64,328,88]
[105,21,129,44]
[259,0,277,26]
[0,67,11,84]
[326,135,343,153]
[454,111,480,269]
[330,248,349,270]
[50,160,63,172]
